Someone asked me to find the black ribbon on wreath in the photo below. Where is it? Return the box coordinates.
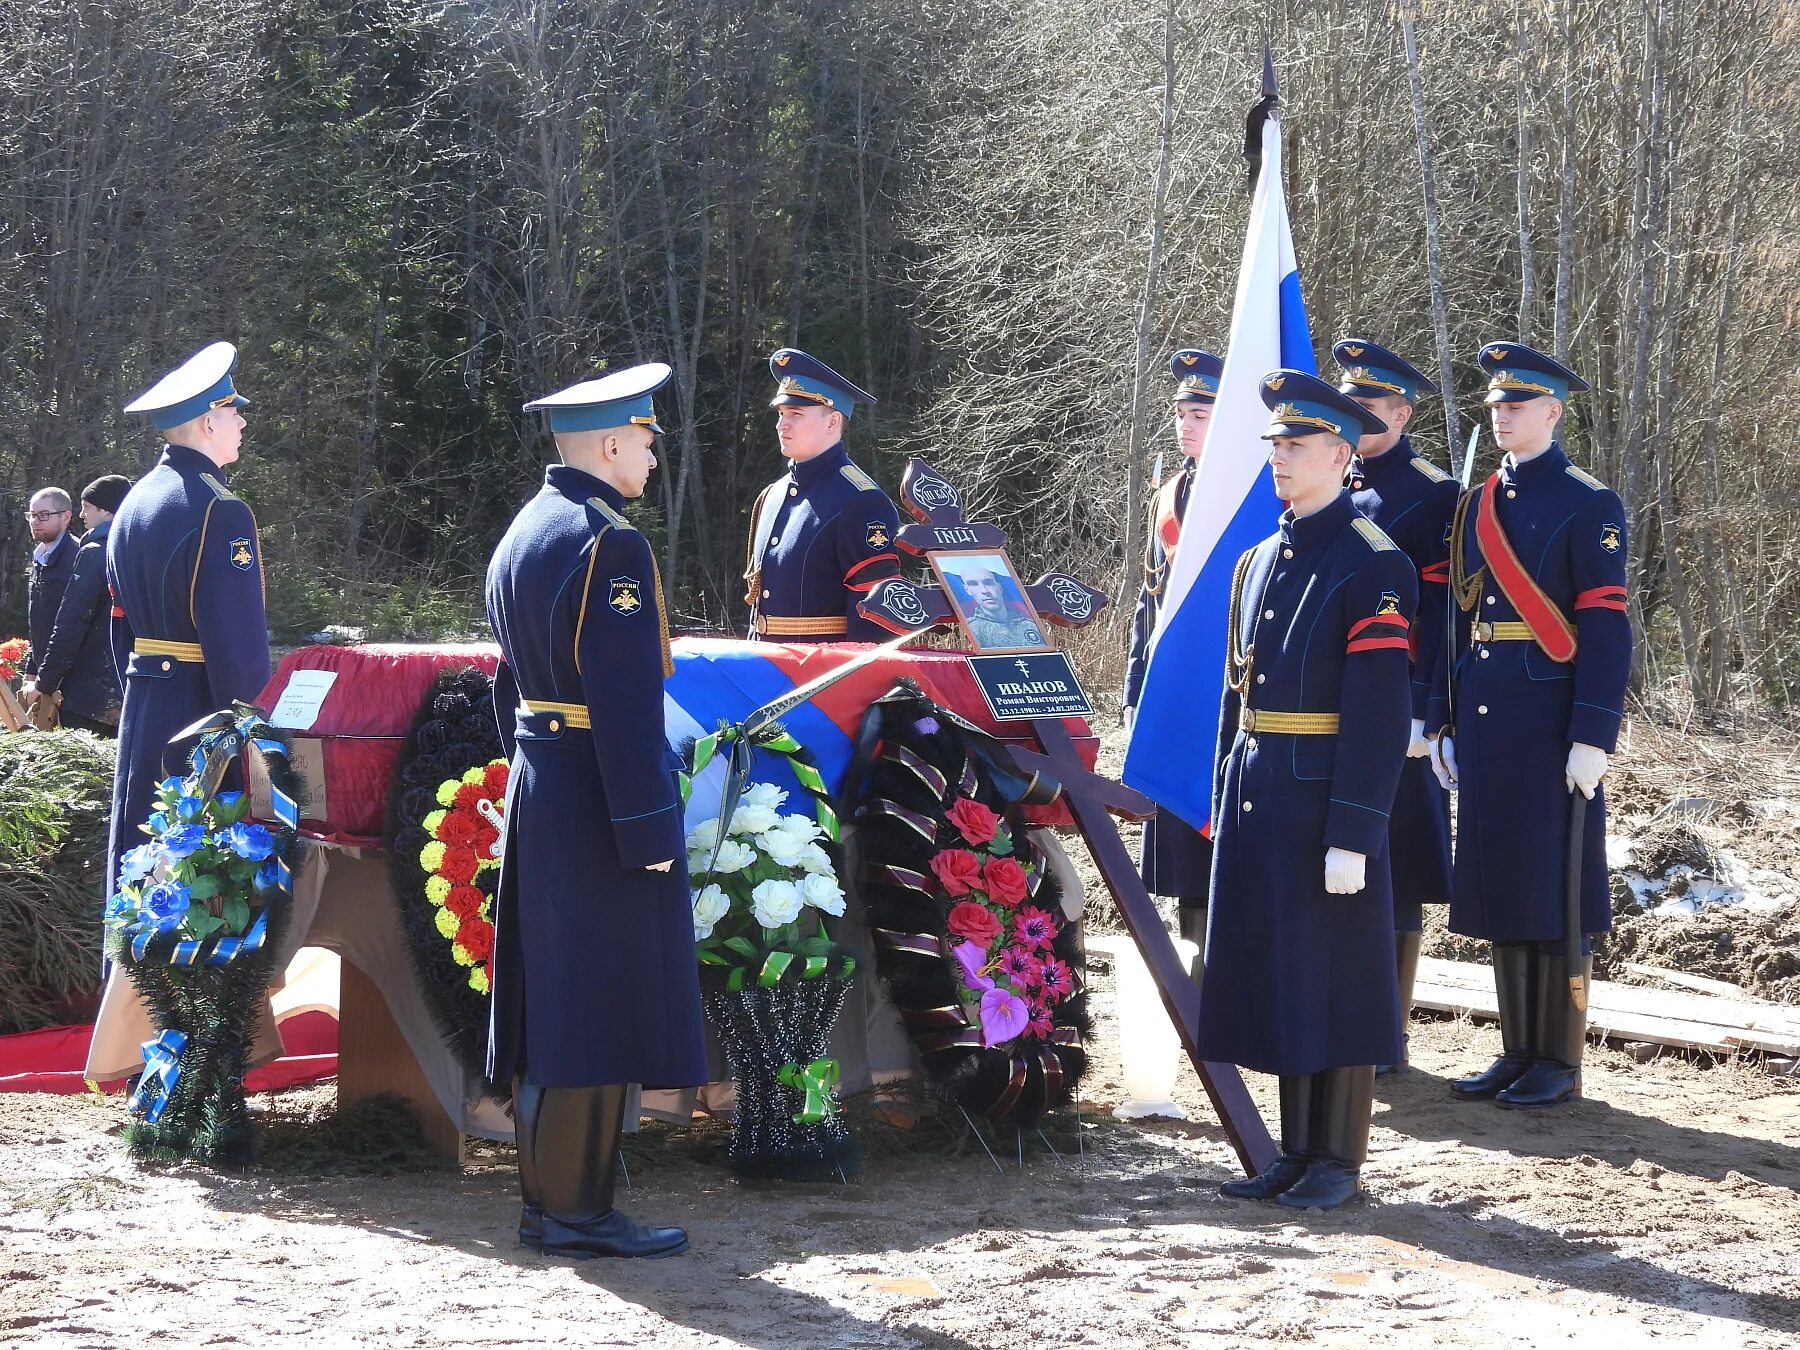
[848,681,1090,1128]
[107,705,307,1167]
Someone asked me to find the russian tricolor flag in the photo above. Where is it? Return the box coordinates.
[1122,78,1317,834]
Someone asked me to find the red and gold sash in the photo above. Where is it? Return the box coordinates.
[1473,472,1577,663]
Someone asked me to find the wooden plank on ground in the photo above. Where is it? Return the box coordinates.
[1619,961,1752,1000]
[1414,956,1800,1057]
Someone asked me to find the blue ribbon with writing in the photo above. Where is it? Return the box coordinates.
[129,1030,188,1123]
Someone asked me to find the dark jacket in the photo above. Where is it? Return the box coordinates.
[34,519,122,721]
[26,530,78,677]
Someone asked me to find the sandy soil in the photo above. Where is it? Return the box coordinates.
[4,966,1797,1350]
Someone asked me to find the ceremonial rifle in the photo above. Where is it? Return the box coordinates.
[1445,423,1480,741]
[1566,789,1589,1012]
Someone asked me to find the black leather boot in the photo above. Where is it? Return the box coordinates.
[1220,1072,1314,1200]
[1178,904,1208,990]
[1497,947,1588,1109]
[1377,929,1424,1076]
[537,1084,688,1259]
[1277,1065,1374,1210]
[1452,942,1536,1099]
[513,1078,545,1249]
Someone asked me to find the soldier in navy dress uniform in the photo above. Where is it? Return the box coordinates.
[109,344,270,892]
[486,363,706,1260]
[1124,348,1223,979]
[1202,371,1415,1211]
[743,349,900,642]
[1335,339,1457,1072]
[1428,343,1630,1110]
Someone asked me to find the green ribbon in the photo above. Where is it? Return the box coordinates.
[778,1057,841,1123]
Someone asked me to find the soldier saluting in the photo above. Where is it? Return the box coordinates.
[1334,339,1457,1072]
[1202,371,1415,1211]
[743,349,901,642]
[486,363,706,1258]
[1430,343,1630,1109]
[108,343,270,891]
[1125,348,1223,980]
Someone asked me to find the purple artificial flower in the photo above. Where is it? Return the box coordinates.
[1039,955,1074,998]
[979,987,1030,1047]
[996,945,1043,990]
[952,939,994,993]
[1026,1000,1055,1039]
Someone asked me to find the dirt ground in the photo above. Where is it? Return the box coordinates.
[3,971,1796,1350]
[6,718,1799,1348]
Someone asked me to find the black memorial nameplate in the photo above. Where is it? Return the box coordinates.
[966,652,1094,722]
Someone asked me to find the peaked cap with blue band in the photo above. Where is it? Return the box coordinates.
[1170,348,1223,404]
[1476,341,1588,405]
[768,348,876,419]
[524,362,671,433]
[123,342,248,432]
[1258,369,1387,442]
[1332,338,1438,403]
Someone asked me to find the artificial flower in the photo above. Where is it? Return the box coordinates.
[140,881,192,932]
[706,838,757,874]
[1026,1001,1055,1039]
[759,825,819,869]
[751,878,804,928]
[446,885,486,920]
[982,855,1029,908]
[1012,906,1057,952]
[118,843,161,885]
[800,872,846,916]
[979,987,1030,1047]
[458,922,495,961]
[729,801,781,837]
[254,858,284,891]
[743,781,788,810]
[438,844,481,886]
[175,794,207,824]
[685,818,721,853]
[997,946,1043,989]
[1039,955,1074,997]
[434,905,460,939]
[929,848,983,897]
[425,875,453,905]
[222,822,276,861]
[159,823,207,860]
[912,716,939,736]
[797,842,835,875]
[947,900,1002,948]
[435,779,462,809]
[435,810,479,847]
[952,939,994,992]
[946,797,1000,846]
[691,883,731,940]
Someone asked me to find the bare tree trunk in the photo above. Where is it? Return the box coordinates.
[1117,0,1177,631]
[1401,4,1460,453]
[1514,0,1536,343]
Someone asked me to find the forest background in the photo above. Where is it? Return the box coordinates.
[3,0,1795,716]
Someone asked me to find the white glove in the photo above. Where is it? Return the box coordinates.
[647,859,674,873]
[1123,704,1135,731]
[1324,847,1367,895]
[1566,742,1609,800]
[1431,735,1458,792]
[1406,718,1430,758]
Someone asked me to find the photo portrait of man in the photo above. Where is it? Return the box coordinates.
[936,552,1049,653]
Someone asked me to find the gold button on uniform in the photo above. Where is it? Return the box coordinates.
[788,486,798,497]
[548,719,561,732]
[162,661,172,672]
[1283,548,1294,559]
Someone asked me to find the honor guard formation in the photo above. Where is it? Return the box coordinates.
[88,325,1627,1242]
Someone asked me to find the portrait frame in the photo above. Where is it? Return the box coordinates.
[927,549,1053,655]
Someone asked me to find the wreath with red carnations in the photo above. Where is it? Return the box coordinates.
[851,684,1088,1127]
[385,667,507,1087]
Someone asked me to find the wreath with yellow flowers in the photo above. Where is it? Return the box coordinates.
[386,666,507,1086]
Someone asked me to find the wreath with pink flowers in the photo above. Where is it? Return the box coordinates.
[851,684,1088,1127]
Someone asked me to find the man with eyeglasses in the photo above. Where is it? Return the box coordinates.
[24,488,78,696]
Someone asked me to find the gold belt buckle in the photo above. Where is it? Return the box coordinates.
[1474,620,1493,643]
[1239,708,1257,732]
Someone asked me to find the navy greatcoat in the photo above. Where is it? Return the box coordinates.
[485,466,707,1090]
[105,447,270,888]
[33,518,123,725]
[1427,444,1630,944]
[1125,462,1213,900]
[1349,435,1456,928]
[1199,491,1416,1075]
[744,443,900,643]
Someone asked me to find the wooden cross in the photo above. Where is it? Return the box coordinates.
[859,459,1276,1176]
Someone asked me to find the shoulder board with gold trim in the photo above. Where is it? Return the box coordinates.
[1351,518,1398,552]
[587,497,635,531]
[1564,464,1606,491]
[839,464,879,492]
[1409,457,1452,483]
[198,473,240,502]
